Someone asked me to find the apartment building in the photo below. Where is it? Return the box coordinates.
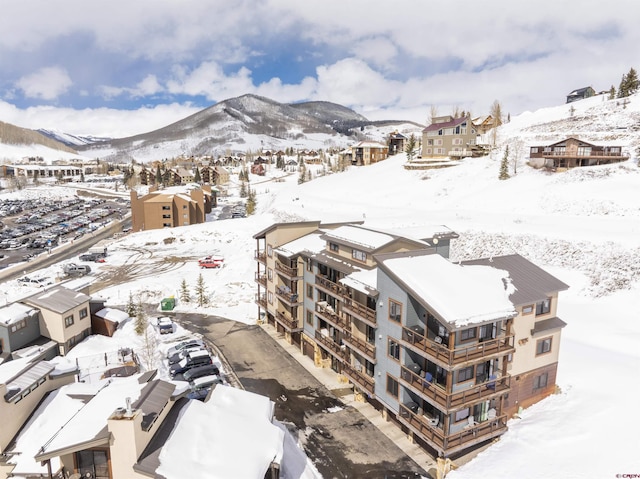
[254,221,568,457]
[350,140,389,165]
[130,184,213,232]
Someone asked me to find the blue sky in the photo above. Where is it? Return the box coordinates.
[0,0,637,137]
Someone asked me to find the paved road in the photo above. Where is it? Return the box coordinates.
[175,313,428,479]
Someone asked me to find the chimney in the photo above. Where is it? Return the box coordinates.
[125,397,132,416]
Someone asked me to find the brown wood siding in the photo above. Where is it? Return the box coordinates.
[504,362,558,417]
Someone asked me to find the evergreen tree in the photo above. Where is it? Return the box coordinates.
[405,134,417,162]
[126,292,137,317]
[240,180,247,198]
[608,85,616,100]
[155,164,162,185]
[499,146,510,180]
[625,67,639,96]
[276,153,284,169]
[195,273,208,307]
[180,279,190,303]
[246,187,256,215]
[298,162,307,184]
[194,167,201,184]
[134,300,146,335]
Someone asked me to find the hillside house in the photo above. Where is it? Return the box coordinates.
[471,115,495,135]
[566,86,595,103]
[529,137,629,171]
[350,141,389,165]
[388,132,407,156]
[422,115,479,159]
[254,221,568,457]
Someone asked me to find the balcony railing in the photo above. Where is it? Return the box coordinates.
[255,294,267,310]
[315,275,346,297]
[275,260,300,278]
[315,303,348,330]
[342,298,377,327]
[314,330,348,361]
[255,250,266,264]
[255,272,267,287]
[398,403,507,455]
[342,330,376,362]
[341,362,375,395]
[400,366,510,410]
[275,310,301,331]
[401,327,515,367]
[275,286,300,305]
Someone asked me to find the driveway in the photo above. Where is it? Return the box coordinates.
[175,312,429,479]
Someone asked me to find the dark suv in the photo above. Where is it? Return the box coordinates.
[169,350,212,378]
[182,364,220,383]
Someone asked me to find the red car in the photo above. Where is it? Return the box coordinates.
[199,255,224,268]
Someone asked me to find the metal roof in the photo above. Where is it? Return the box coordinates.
[3,361,54,400]
[132,380,176,431]
[24,286,90,314]
[462,254,569,305]
[531,317,567,336]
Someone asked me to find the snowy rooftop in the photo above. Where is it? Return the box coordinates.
[341,267,379,295]
[274,232,326,258]
[156,385,284,479]
[94,307,130,322]
[322,225,395,250]
[380,253,516,327]
[24,286,90,314]
[0,302,38,326]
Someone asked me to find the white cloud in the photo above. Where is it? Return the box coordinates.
[15,66,72,100]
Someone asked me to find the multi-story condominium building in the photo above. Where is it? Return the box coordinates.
[421,115,478,159]
[253,221,568,457]
[130,184,213,232]
[350,141,389,165]
[528,137,629,171]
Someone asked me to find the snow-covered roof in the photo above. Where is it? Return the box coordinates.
[340,268,379,295]
[322,225,395,250]
[274,232,326,258]
[24,286,90,314]
[0,302,38,326]
[0,355,36,385]
[94,307,129,322]
[352,140,387,148]
[379,254,517,327]
[156,385,284,479]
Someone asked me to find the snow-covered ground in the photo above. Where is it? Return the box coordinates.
[2,93,640,478]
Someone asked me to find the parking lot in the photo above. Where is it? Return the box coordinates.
[0,196,128,268]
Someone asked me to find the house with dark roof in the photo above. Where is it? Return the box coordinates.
[421,115,480,158]
[388,132,408,156]
[529,137,629,171]
[566,86,595,103]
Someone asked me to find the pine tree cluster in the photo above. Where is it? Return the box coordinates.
[617,67,639,98]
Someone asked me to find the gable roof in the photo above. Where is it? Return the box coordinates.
[461,254,569,305]
[423,116,468,133]
[24,286,90,314]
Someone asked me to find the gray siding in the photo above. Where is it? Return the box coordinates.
[302,259,316,337]
[0,313,41,353]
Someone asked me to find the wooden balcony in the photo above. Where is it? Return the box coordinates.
[275,286,301,306]
[401,327,515,368]
[275,260,301,279]
[341,362,375,395]
[255,250,267,264]
[342,330,376,363]
[255,272,267,287]
[255,294,267,310]
[314,330,348,361]
[398,403,507,456]
[342,298,377,327]
[275,310,302,332]
[315,303,348,330]
[315,274,346,297]
[400,366,510,411]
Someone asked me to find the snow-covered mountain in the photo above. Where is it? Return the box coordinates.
[76,94,425,162]
[0,120,80,159]
[37,129,112,148]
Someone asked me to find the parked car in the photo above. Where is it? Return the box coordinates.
[167,345,206,365]
[157,317,174,335]
[182,364,221,383]
[79,253,101,262]
[169,350,213,378]
[186,375,224,401]
[166,339,205,358]
[63,263,91,276]
[198,255,224,268]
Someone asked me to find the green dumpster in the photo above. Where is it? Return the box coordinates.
[160,297,176,311]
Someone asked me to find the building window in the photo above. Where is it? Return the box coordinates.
[388,338,400,360]
[536,298,551,315]
[329,242,339,252]
[267,291,273,304]
[533,372,549,390]
[386,375,399,398]
[531,147,539,153]
[162,214,171,219]
[162,205,170,210]
[10,320,27,333]
[163,223,172,227]
[306,259,313,272]
[64,315,74,327]
[79,308,88,319]
[460,327,476,341]
[536,337,552,355]
[76,449,110,479]
[389,300,402,323]
[267,268,273,281]
[307,284,314,299]
[267,244,273,257]
[306,310,314,326]
[522,305,534,314]
[183,204,187,209]
[454,408,470,423]
[457,366,474,383]
[352,249,367,262]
